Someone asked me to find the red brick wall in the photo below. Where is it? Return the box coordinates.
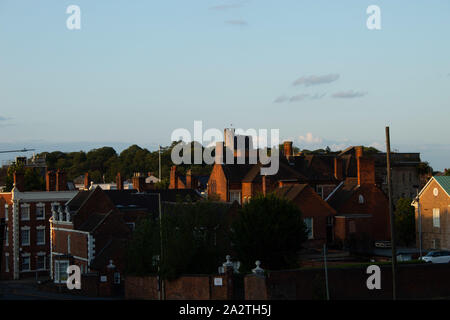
[208,164,228,201]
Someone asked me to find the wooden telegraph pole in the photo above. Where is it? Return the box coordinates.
[385,126,398,300]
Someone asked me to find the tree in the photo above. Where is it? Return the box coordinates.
[394,198,416,247]
[4,163,45,192]
[444,168,450,176]
[126,200,230,280]
[230,194,307,271]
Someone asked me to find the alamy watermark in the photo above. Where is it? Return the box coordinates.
[171,121,280,175]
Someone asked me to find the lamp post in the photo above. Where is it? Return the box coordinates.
[414,185,422,258]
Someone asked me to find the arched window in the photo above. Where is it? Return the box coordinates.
[358,194,365,204]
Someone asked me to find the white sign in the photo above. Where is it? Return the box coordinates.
[214,277,223,286]
[100,276,107,282]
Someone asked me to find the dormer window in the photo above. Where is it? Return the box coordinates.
[358,194,365,204]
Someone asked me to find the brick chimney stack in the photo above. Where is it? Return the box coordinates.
[56,169,67,191]
[46,170,57,191]
[186,169,192,189]
[14,171,25,192]
[355,146,363,159]
[357,157,376,185]
[132,173,146,192]
[334,158,343,180]
[84,172,90,190]
[116,172,124,190]
[283,141,293,159]
[262,175,267,196]
[169,166,178,189]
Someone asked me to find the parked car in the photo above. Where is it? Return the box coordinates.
[420,251,450,264]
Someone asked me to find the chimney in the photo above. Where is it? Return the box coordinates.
[14,171,25,192]
[46,170,57,191]
[132,173,145,192]
[84,172,90,190]
[283,141,293,159]
[334,158,343,180]
[186,169,192,189]
[169,166,178,189]
[262,175,267,196]
[116,172,124,190]
[355,146,363,159]
[56,169,67,191]
[357,157,376,185]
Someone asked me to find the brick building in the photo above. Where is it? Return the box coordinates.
[326,155,391,245]
[411,176,450,250]
[0,171,78,280]
[273,184,336,247]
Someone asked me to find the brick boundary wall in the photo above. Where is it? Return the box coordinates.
[245,263,450,300]
[125,272,233,300]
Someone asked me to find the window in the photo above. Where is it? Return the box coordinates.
[55,260,70,283]
[36,227,45,245]
[432,239,441,250]
[4,204,8,221]
[114,272,121,284]
[21,228,30,246]
[36,204,45,220]
[229,191,241,204]
[304,218,313,240]
[433,208,440,228]
[316,185,324,199]
[4,227,8,246]
[36,254,46,270]
[358,195,365,204]
[126,222,135,232]
[21,204,30,221]
[67,235,71,254]
[433,188,439,197]
[21,255,31,271]
[5,254,9,272]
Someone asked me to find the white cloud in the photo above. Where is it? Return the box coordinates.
[332,90,367,99]
[298,132,323,145]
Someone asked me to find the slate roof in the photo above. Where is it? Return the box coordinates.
[78,211,112,232]
[326,178,360,210]
[103,190,160,212]
[273,184,308,201]
[66,190,93,212]
[434,176,450,196]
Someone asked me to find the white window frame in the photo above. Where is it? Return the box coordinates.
[433,208,440,228]
[21,203,30,221]
[54,260,70,284]
[358,194,365,204]
[36,203,45,220]
[305,217,314,240]
[36,253,46,270]
[21,226,30,246]
[21,253,31,272]
[4,204,8,221]
[229,190,241,204]
[36,226,46,245]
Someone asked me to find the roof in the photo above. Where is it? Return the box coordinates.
[103,190,160,212]
[326,178,360,209]
[78,211,112,232]
[273,184,308,201]
[221,163,255,183]
[66,190,93,212]
[434,176,450,196]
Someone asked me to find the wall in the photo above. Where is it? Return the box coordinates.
[125,273,233,300]
[245,263,450,300]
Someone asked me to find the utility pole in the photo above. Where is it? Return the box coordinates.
[385,126,398,300]
[323,244,330,300]
[158,193,165,300]
[159,145,161,182]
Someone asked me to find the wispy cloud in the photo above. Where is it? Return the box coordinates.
[331,90,367,99]
[210,4,243,11]
[225,19,248,26]
[274,93,326,103]
[293,74,340,87]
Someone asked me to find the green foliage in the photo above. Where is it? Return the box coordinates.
[444,168,450,176]
[230,194,307,272]
[394,198,416,247]
[126,201,230,280]
[4,163,45,192]
[36,142,213,183]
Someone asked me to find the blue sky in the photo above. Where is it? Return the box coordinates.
[0,0,449,170]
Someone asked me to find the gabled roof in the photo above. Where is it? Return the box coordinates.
[326,178,360,209]
[66,190,93,212]
[78,210,113,232]
[221,163,255,183]
[435,176,450,196]
[273,184,308,201]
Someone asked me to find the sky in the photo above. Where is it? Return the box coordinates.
[0,0,449,170]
